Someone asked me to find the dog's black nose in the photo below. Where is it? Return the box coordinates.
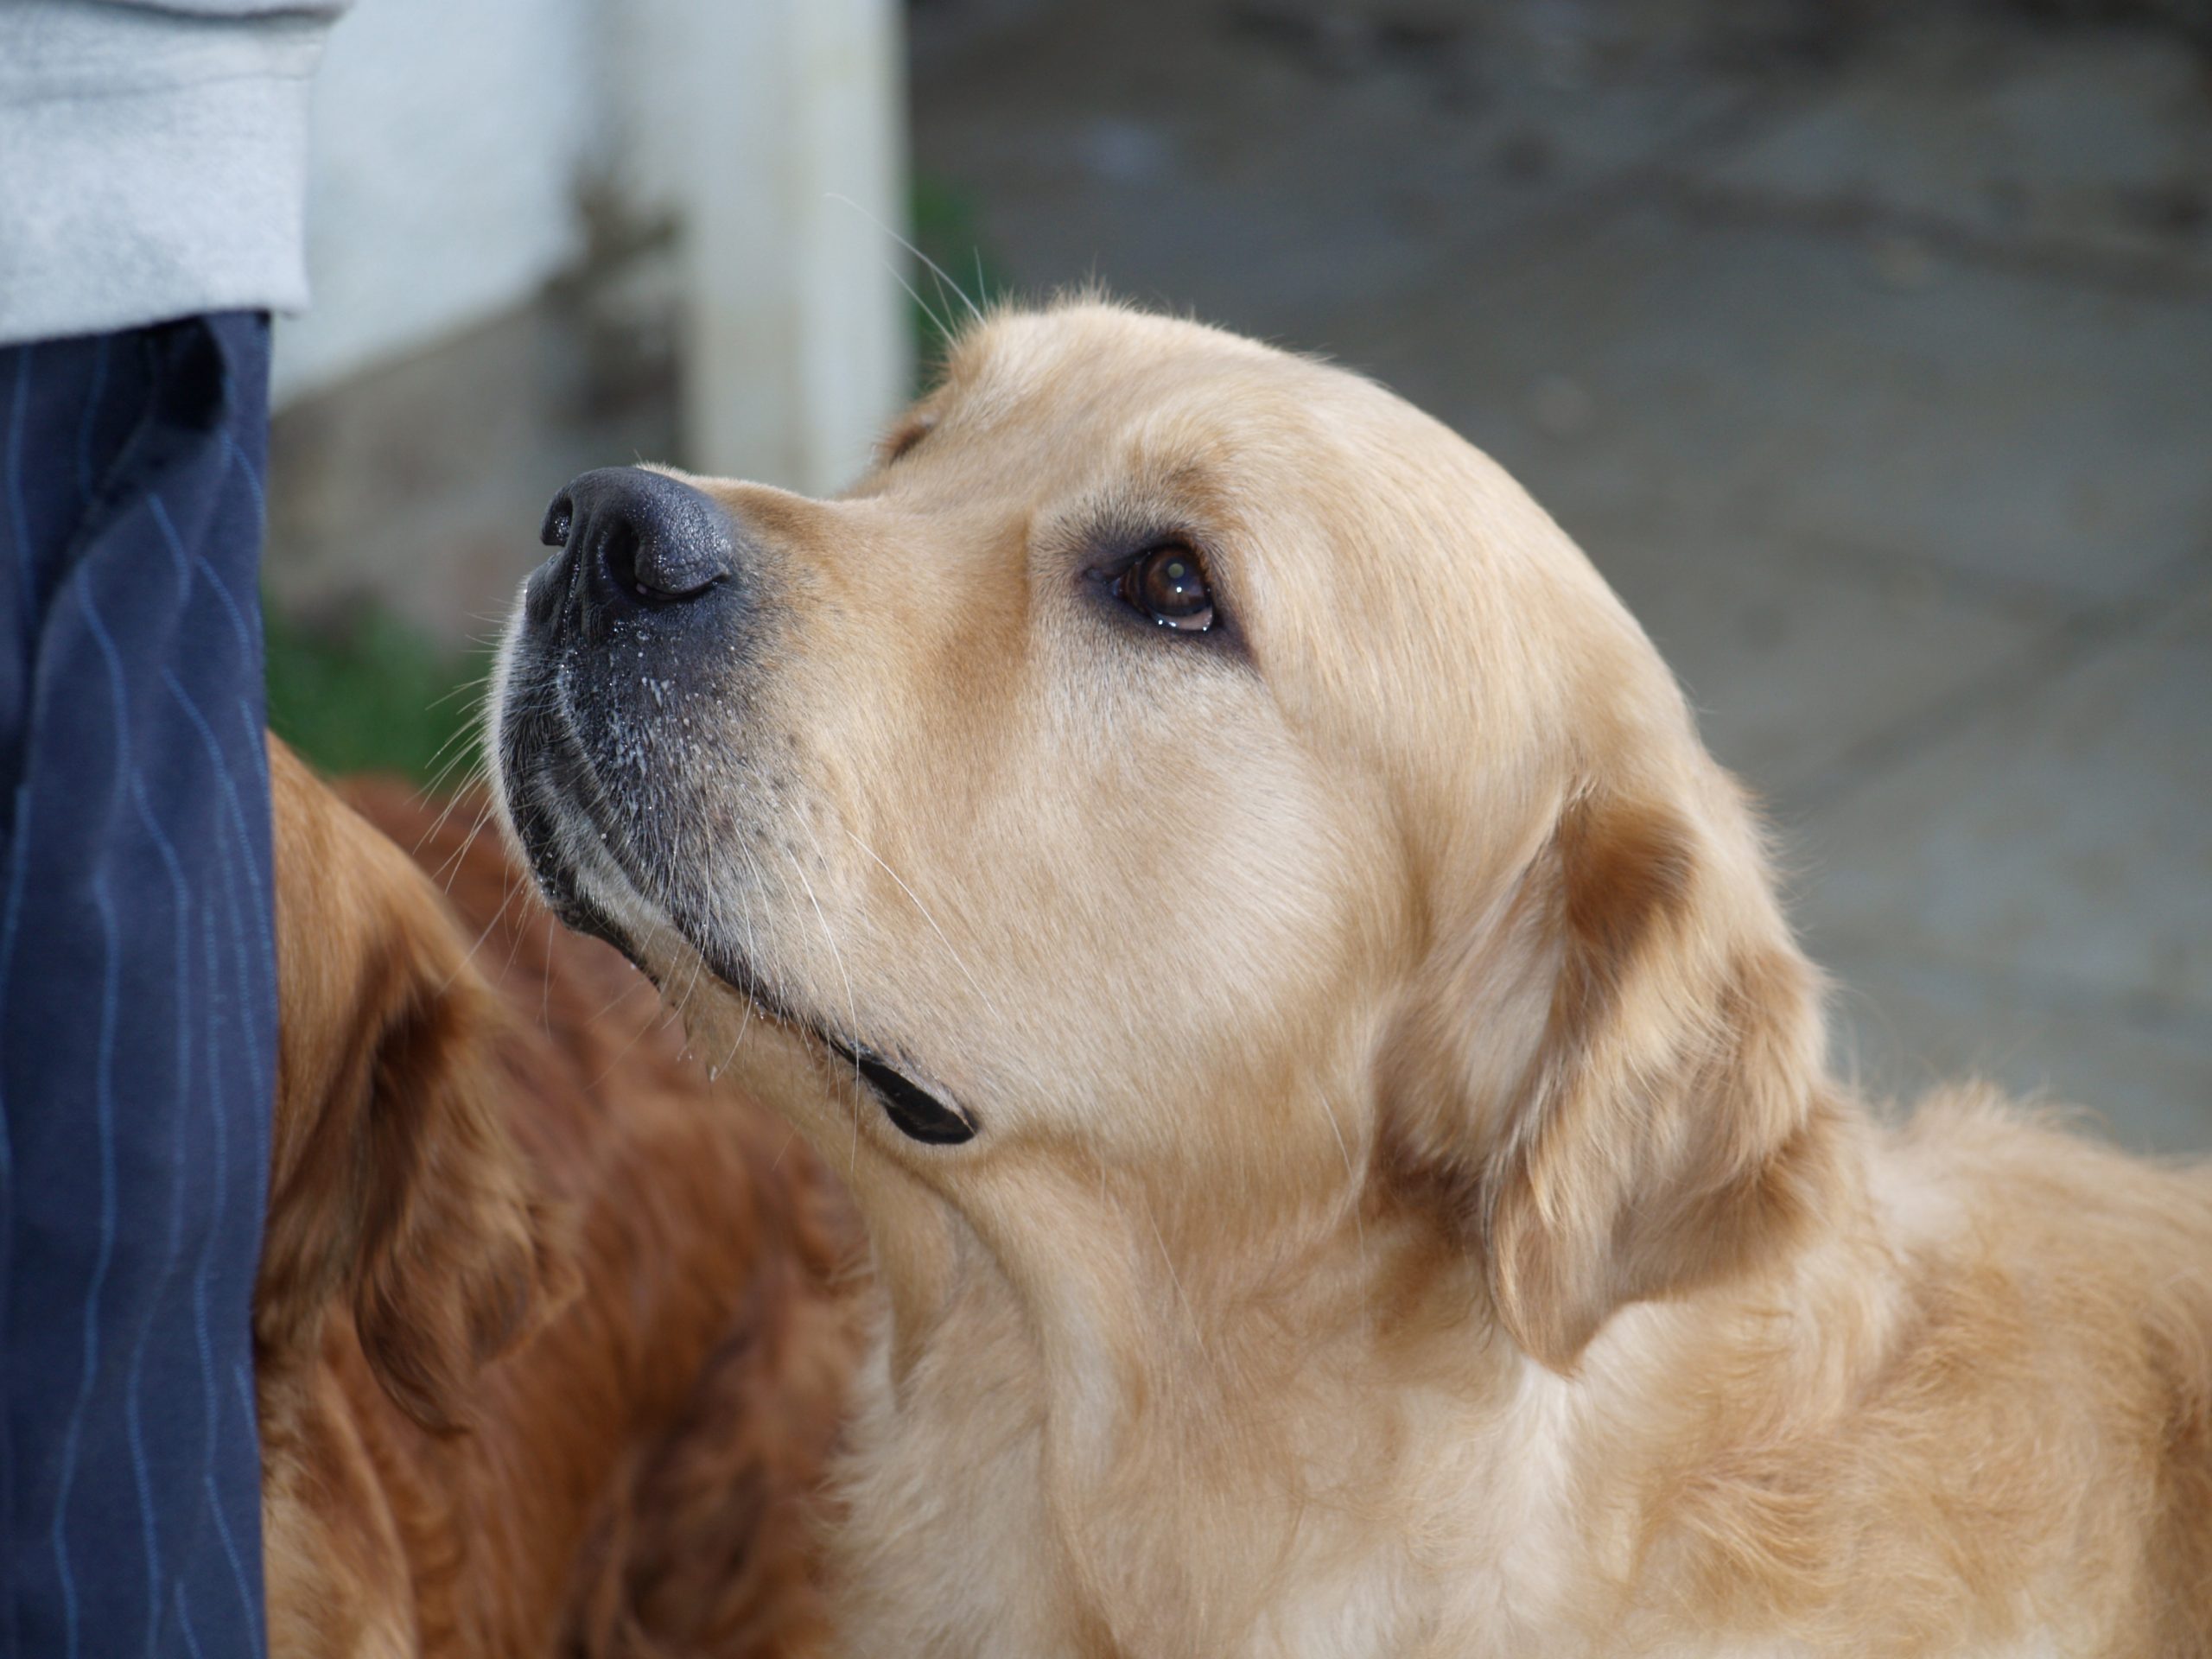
[541,467,736,616]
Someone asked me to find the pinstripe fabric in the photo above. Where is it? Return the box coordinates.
[0,315,274,1659]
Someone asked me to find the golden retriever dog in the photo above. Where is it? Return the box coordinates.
[486,302,2212,1656]
[257,737,859,1657]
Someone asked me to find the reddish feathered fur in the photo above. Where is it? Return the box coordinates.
[257,739,861,1658]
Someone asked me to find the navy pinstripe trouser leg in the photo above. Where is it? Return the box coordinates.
[0,315,274,1659]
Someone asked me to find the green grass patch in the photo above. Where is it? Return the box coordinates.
[264,600,486,785]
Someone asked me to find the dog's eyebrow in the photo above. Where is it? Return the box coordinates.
[1054,484,1215,563]
[1042,434,1248,549]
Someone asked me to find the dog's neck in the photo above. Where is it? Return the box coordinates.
[830,1081,1891,1656]
[701,991,1912,1656]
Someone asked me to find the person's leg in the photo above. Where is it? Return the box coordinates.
[0,315,275,1659]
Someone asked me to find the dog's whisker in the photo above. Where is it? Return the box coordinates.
[880,257,951,360]
[668,943,709,1044]
[435,792,505,893]
[843,826,1006,1030]
[779,842,867,1175]
[826,191,986,328]
[1314,1086,1369,1287]
[767,1124,798,1174]
[442,864,526,989]
[580,924,683,1092]
[424,671,495,714]
[410,766,482,859]
[711,991,755,1080]
[496,879,539,979]
[1137,1192,1205,1361]
[539,906,556,1031]
[707,844,773,1079]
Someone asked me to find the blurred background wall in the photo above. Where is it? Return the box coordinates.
[264,0,908,767]
[264,0,2211,1152]
[271,0,606,410]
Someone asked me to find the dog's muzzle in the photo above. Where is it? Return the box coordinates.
[497,466,756,955]
[497,467,980,1149]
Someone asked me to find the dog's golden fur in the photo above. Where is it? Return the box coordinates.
[493,302,2212,1656]
[257,739,860,1657]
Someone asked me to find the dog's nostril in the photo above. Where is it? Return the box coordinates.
[541,467,738,613]
[540,492,575,550]
[597,520,644,596]
[626,524,724,601]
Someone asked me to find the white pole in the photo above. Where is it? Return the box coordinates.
[673,0,912,495]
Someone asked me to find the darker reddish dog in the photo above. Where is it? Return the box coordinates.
[256,738,858,1657]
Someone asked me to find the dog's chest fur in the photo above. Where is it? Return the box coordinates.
[821,1267,1640,1659]
[813,1147,2212,1659]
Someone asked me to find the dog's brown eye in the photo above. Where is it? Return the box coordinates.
[1120,545,1214,632]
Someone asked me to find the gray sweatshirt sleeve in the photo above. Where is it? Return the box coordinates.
[0,0,354,346]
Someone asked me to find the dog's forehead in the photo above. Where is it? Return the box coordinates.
[944,304,1348,440]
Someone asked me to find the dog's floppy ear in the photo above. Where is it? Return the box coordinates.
[339,950,563,1432]
[1388,774,1840,1372]
[261,738,567,1433]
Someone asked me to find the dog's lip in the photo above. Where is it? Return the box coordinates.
[828,1039,979,1145]
[702,944,978,1146]
[510,651,979,1147]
